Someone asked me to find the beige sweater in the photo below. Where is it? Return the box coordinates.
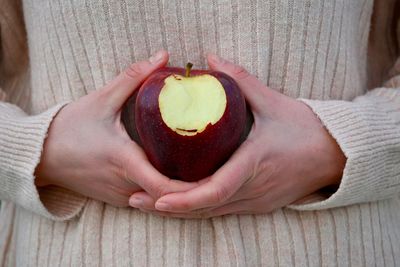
[1,0,400,266]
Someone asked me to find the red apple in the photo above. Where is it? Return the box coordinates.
[122,63,251,182]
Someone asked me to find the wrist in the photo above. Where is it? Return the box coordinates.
[298,99,346,188]
[34,106,67,188]
[34,163,52,187]
[326,140,346,186]
[34,142,61,187]
[317,120,347,187]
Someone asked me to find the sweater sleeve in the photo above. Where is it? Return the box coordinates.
[0,0,86,220]
[0,100,86,220]
[290,1,400,210]
[290,85,400,210]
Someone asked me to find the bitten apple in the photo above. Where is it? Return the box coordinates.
[122,63,250,182]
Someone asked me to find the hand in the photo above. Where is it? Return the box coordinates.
[129,54,346,217]
[35,50,193,207]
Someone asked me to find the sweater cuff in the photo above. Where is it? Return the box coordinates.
[289,92,400,210]
[0,102,86,220]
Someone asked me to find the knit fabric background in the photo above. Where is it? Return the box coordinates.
[0,0,400,266]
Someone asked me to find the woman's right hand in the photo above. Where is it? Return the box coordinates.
[35,50,191,207]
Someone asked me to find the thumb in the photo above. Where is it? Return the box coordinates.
[103,50,169,110]
[207,53,272,115]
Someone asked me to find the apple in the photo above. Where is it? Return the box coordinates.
[122,63,251,182]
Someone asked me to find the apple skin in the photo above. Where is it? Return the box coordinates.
[122,67,252,182]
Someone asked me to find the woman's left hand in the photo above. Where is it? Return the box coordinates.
[128,54,346,218]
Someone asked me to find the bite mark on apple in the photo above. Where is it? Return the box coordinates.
[158,74,227,136]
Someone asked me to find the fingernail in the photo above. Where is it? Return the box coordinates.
[149,50,164,64]
[129,197,143,208]
[208,53,222,64]
[155,202,171,211]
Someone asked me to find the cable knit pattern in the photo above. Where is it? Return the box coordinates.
[1,0,400,266]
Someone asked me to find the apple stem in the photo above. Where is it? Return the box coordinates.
[185,62,193,77]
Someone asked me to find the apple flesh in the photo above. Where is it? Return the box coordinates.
[122,64,249,182]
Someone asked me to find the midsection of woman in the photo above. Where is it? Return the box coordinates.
[3,198,399,266]
[1,0,399,266]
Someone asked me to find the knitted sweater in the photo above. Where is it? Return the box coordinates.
[1,0,400,266]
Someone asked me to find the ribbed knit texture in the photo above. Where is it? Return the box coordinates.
[0,102,86,221]
[1,0,400,266]
[294,88,400,210]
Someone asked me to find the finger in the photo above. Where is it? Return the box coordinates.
[129,191,156,210]
[138,204,252,219]
[140,210,207,219]
[103,50,169,110]
[207,54,274,115]
[207,199,255,217]
[154,141,255,212]
[121,142,198,199]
